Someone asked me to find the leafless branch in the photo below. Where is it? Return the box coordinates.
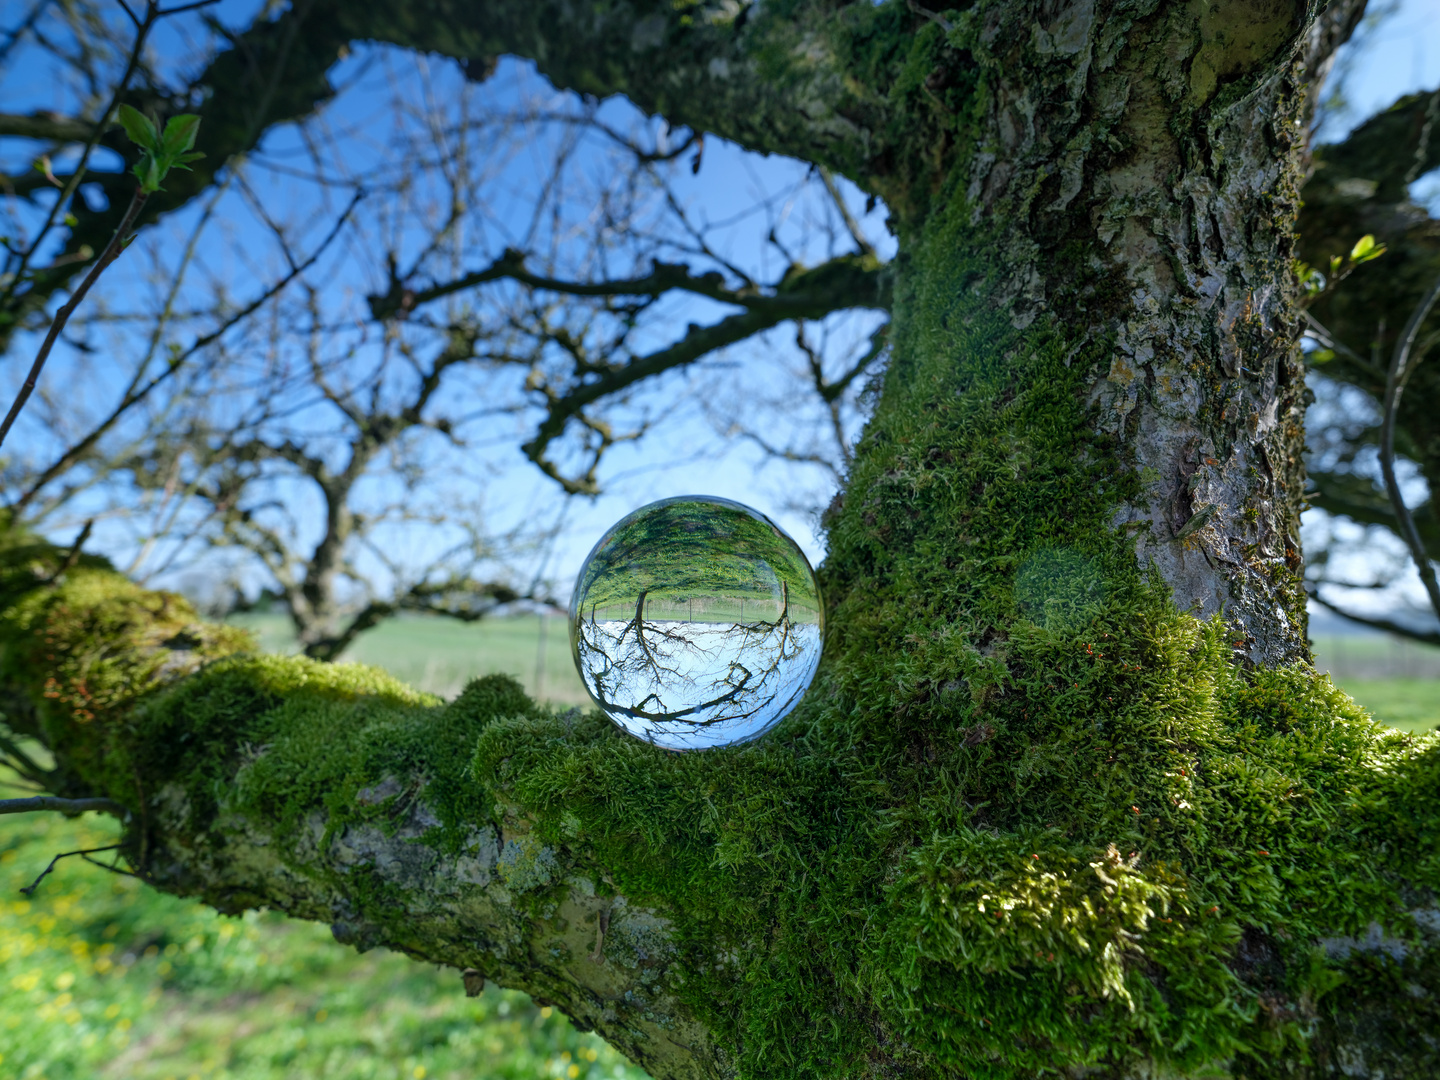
[12,188,364,513]
[1378,271,1440,622]
[1307,588,1440,646]
[0,186,148,450]
[19,844,124,896]
[0,795,124,816]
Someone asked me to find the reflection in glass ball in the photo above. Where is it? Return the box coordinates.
[569,496,824,750]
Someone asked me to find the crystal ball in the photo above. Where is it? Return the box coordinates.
[569,496,824,750]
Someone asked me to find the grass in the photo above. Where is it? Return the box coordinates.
[1310,635,1440,734]
[1310,634,1440,681]
[0,794,652,1080]
[227,613,591,706]
[1327,678,1440,733]
[2,621,1435,1076]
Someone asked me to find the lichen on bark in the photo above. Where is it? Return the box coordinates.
[5,1,1440,1077]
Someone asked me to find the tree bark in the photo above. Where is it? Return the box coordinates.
[5,3,1440,1078]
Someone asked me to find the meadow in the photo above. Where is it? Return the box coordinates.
[2,618,1436,1079]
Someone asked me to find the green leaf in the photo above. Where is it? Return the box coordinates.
[176,151,206,164]
[139,156,163,193]
[1354,241,1386,265]
[1294,261,1325,295]
[161,114,201,156]
[1349,234,1376,261]
[63,213,78,227]
[117,105,160,152]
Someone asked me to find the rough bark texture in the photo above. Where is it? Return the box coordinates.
[6,2,1440,1079]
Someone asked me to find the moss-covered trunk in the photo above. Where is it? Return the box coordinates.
[825,0,1314,671]
[4,2,1439,1078]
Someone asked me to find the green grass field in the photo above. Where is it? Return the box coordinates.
[228,613,592,707]
[3,621,1436,1078]
[1311,635,1439,734]
[0,803,651,1080]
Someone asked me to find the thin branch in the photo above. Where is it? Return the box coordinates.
[0,112,104,141]
[816,167,873,258]
[42,518,92,583]
[0,186,148,449]
[1303,312,1384,378]
[13,188,364,513]
[20,844,123,896]
[0,0,156,319]
[0,0,55,66]
[0,733,53,787]
[517,261,888,493]
[1307,590,1440,646]
[157,0,222,15]
[0,795,125,816]
[1378,271,1440,622]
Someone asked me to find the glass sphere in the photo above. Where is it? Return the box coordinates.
[569,496,824,750]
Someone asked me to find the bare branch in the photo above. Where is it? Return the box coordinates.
[19,845,124,896]
[816,166,873,258]
[0,111,104,141]
[0,186,149,450]
[12,189,363,513]
[1378,271,1440,622]
[0,795,125,816]
[1307,589,1440,647]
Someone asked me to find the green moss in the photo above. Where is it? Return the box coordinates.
[467,177,1438,1077]
[4,128,1438,1080]
[5,486,1438,1074]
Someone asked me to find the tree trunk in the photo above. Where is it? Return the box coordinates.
[4,2,1438,1078]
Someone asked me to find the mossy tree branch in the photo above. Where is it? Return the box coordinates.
[6,3,1440,1078]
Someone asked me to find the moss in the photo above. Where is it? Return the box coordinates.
[0,550,252,796]
[4,517,1437,1072]
[463,169,1439,1077]
[9,166,1437,1076]
[3,15,1437,1075]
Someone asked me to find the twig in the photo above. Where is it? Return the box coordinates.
[906,0,954,32]
[0,188,148,449]
[1378,271,1440,623]
[43,518,92,583]
[19,844,121,896]
[0,0,156,319]
[0,795,124,816]
[13,188,364,513]
[816,167,874,258]
[0,732,53,787]
[1307,589,1440,647]
[1303,312,1383,377]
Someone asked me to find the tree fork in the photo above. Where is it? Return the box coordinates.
[4,2,1439,1078]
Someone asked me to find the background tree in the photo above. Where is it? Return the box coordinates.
[3,1,1440,1079]
[2,13,887,650]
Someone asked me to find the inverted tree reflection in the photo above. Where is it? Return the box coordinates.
[576,579,821,749]
[569,496,824,749]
